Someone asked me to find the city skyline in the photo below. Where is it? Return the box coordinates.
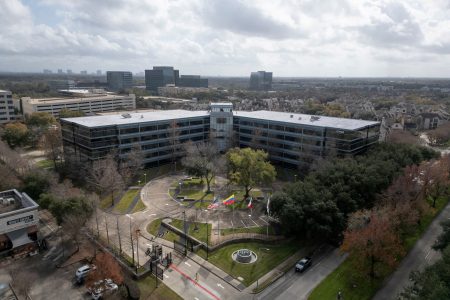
[1,0,450,77]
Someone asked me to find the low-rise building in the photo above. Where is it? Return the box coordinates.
[21,93,136,118]
[0,189,39,258]
[60,103,380,169]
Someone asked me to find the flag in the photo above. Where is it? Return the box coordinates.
[207,202,219,210]
[266,195,271,216]
[223,194,235,205]
[247,196,253,209]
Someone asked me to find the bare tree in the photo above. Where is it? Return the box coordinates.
[10,267,38,300]
[62,213,88,252]
[90,154,124,207]
[39,126,63,169]
[182,141,224,193]
[120,143,144,186]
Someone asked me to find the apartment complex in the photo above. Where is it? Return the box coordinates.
[106,71,133,91]
[250,71,273,91]
[21,93,136,118]
[61,103,380,168]
[0,90,19,124]
[0,189,39,257]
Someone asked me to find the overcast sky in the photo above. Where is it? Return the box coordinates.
[1,0,450,77]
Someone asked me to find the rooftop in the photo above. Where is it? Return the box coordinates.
[0,189,39,216]
[0,90,11,93]
[61,110,209,127]
[211,102,233,107]
[22,93,134,105]
[236,110,380,130]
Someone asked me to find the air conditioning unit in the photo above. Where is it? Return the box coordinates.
[121,113,131,118]
[6,198,14,205]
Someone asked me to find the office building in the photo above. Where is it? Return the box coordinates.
[0,90,18,124]
[0,189,39,258]
[80,70,88,75]
[145,66,180,92]
[96,70,102,76]
[106,71,133,91]
[21,93,136,118]
[43,69,52,74]
[250,71,273,91]
[61,103,380,168]
[48,80,76,91]
[57,69,63,74]
[178,75,208,88]
[67,69,73,74]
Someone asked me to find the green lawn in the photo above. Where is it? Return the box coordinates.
[309,196,449,300]
[132,198,147,213]
[196,241,300,286]
[138,274,182,300]
[36,159,55,169]
[221,225,276,236]
[113,189,140,214]
[170,219,212,244]
[100,194,114,209]
[147,218,180,242]
[232,189,263,201]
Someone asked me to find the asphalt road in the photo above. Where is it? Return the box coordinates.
[373,201,450,300]
[257,245,347,300]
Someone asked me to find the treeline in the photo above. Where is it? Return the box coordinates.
[270,143,439,242]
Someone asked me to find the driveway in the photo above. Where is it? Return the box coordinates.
[257,245,347,300]
[373,201,450,300]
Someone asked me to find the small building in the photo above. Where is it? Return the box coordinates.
[0,189,39,258]
[0,90,20,124]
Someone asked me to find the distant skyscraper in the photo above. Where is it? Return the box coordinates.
[178,75,208,88]
[48,80,76,91]
[249,71,273,91]
[145,66,179,92]
[43,69,52,74]
[106,71,133,91]
[80,70,88,75]
[67,69,72,74]
[57,69,63,74]
[96,70,102,76]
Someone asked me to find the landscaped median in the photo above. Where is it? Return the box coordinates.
[309,196,450,300]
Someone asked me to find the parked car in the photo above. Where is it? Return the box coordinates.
[75,264,96,282]
[295,257,312,272]
[89,279,118,300]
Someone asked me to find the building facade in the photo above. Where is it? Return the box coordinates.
[61,110,210,166]
[145,66,180,92]
[48,80,76,91]
[0,189,39,257]
[178,75,208,88]
[61,103,380,168]
[0,90,19,124]
[250,71,273,91]
[106,71,133,91]
[21,93,136,118]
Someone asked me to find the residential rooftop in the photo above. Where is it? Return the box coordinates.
[61,110,209,127]
[237,110,379,130]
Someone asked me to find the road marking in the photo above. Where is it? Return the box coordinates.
[163,274,169,279]
[185,262,192,267]
[217,283,225,289]
[425,250,431,260]
[169,264,221,300]
[165,203,169,206]
[195,298,200,300]
[149,213,157,216]
[250,218,258,226]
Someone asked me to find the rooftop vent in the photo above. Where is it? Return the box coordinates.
[121,113,131,118]
[140,114,144,119]
[310,116,320,122]
[298,117,302,120]
[290,115,294,118]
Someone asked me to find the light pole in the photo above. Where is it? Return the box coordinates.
[138,180,141,187]
[144,173,147,184]
[136,229,141,273]
[294,174,297,182]
[204,209,209,260]
[126,214,135,266]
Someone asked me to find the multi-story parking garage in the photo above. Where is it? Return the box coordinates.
[60,103,380,168]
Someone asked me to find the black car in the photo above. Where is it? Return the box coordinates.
[295,257,312,272]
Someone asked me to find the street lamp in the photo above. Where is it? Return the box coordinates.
[204,209,209,260]
[138,180,141,186]
[294,174,297,182]
[144,173,147,184]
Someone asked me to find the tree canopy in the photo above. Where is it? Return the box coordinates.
[226,147,276,198]
[58,108,85,118]
[1,122,29,148]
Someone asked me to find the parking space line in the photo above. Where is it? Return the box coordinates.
[250,218,258,226]
[259,216,269,225]
[241,220,247,228]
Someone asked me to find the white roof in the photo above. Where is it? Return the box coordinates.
[235,110,379,130]
[62,110,209,127]
[0,90,11,93]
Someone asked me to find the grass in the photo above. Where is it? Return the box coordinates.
[113,189,140,214]
[132,198,147,213]
[232,189,264,201]
[221,225,276,236]
[309,196,449,300]
[147,218,180,243]
[196,241,300,286]
[170,219,212,244]
[100,194,114,209]
[138,274,183,300]
[36,159,55,169]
